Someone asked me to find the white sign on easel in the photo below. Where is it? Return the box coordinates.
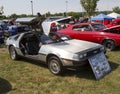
[88,52,111,80]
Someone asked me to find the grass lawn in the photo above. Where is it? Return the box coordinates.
[0,47,120,94]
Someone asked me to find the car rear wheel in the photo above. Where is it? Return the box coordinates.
[48,56,64,75]
[9,46,19,60]
[102,40,116,51]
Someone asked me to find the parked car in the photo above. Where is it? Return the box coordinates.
[0,20,8,30]
[106,18,120,31]
[6,32,106,75]
[58,22,120,51]
[0,26,4,44]
[4,25,31,37]
[107,18,120,28]
[42,16,75,35]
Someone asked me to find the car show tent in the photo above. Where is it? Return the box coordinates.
[107,12,120,19]
[90,13,113,21]
[90,13,114,25]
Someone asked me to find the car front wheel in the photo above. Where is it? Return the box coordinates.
[9,46,19,60]
[48,56,64,75]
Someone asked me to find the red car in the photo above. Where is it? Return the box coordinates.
[107,18,120,28]
[57,22,120,51]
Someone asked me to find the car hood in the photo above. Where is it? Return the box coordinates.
[45,39,101,53]
[103,25,120,31]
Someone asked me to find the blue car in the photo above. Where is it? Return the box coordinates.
[0,26,4,44]
[4,25,31,37]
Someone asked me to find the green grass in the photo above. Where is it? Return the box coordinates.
[0,47,120,94]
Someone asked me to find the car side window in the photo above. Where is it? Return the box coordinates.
[72,26,82,31]
[72,25,92,32]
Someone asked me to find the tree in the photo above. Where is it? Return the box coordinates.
[113,6,120,14]
[67,12,81,18]
[45,11,51,17]
[80,0,99,17]
[0,6,4,15]
[0,6,4,20]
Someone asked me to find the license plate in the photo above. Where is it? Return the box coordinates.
[88,52,111,80]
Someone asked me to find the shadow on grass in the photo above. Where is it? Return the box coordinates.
[62,61,119,80]
[112,47,120,52]
[109,61,119,72]
[62,64,96,80]
[0,77,12,94]
[20,57,48,69]
[18,57,119,80]
[19,57,96,79]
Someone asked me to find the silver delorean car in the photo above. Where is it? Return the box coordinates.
[6,32,105,75]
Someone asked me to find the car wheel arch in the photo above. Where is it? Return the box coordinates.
[8,44,17,50]
[9,45,19,60]
[8,45,14,51]
[46,54,64,75]
[46,54,63,65]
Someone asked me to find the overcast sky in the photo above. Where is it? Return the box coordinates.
[0,0,120,16]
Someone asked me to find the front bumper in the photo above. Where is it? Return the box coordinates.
[61,48,105,67]
[61,58,88,66]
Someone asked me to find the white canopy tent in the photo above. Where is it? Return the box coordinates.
[107,12,120,19]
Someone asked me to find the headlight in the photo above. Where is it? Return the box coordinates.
[73,53,87,60]
[79,53,87,59]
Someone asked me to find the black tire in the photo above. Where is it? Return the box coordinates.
[48,56,64,75]
[102,40,116,51]
[9,46,19,60]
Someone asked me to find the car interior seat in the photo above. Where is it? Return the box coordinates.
[25,34,40,55]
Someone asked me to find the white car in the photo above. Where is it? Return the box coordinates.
[6,32,106,75]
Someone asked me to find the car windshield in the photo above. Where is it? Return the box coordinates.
[92,23,106,31]
[40,33,70,44]
[40,34,54,44]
